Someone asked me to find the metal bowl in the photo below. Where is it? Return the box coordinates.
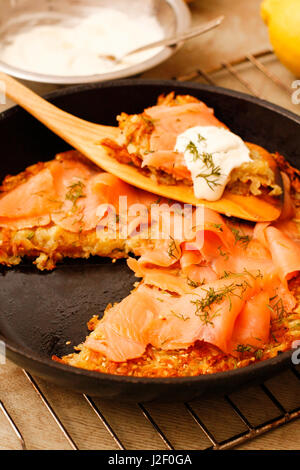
[0,0,191,85]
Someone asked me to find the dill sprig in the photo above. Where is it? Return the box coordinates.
[185,137,222,190]
[235,343,264,359]
[191,278,252,326]
[235,344,252,354]
[231,227,252,248]
[186,141,199,161]
[222,270,234,279]
[26,232,35,241]
[65,180,86,209]
[185,134,206,162]
[196,152,222,190]
[191,284,233,325]
[171,310,190,321]
[267,295,286,322]
[187,277,201,288]
[254,349,264,359]
[221,269,262,280]
[211,223,223,232]
[243,268,263,280]
[197,134,206,143]
[218,246,229,260]
[271,332,279,343]
[167,236,180,259]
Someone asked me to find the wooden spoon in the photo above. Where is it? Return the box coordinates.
[0,72,282,222]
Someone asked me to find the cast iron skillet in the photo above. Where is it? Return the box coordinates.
[0,80,299,403]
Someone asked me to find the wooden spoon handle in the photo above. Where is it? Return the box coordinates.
[0,72,116,142]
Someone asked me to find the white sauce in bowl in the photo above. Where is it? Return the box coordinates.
[0,8,164,77]
[175,126,251,201]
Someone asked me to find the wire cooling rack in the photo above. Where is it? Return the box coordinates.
[176,49,292,97]
[1,366,300,450]
[1,49,300,451]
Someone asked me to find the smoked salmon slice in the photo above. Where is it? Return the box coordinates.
[230,291,271,355]
[85,272,267,362]
[127,257,198,295]
[0,168,58,228]
[264,226,300,281]
[0,151,159,234]
[146,102,225,152]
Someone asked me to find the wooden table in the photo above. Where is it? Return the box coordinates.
[0,0,300,450]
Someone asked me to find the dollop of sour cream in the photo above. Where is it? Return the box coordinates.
[175,126,251,201]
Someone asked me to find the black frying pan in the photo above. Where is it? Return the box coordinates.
[0,80,299,403]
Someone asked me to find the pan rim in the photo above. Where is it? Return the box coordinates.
[1,333,293,385]
[0,78,299,386]
[2,78,300,127]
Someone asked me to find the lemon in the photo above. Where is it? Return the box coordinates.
[261,0,300,77]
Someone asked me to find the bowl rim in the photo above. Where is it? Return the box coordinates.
[0,78,299,386]
[0,0,191,85]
